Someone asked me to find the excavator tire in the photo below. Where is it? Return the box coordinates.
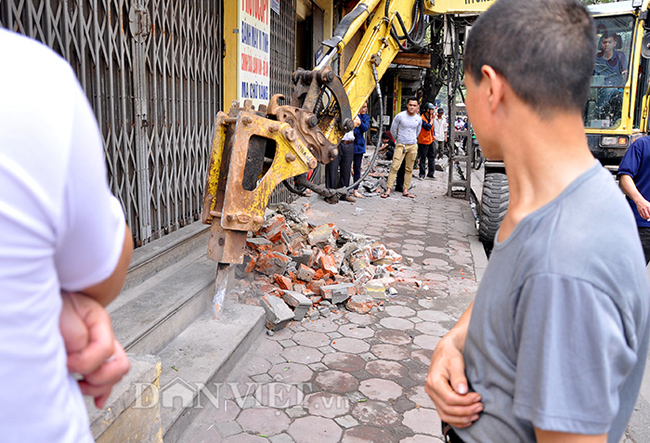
[479,172,509,253]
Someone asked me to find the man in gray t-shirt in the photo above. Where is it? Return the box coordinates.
[381,97,422,199]
[425,1,650,442]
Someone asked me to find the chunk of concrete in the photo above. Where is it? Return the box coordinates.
[261,294,295,330]
[255,252,291,277]
[347,294,375,314]
[296,264,315,282]
[364,280,387,300]
[308,223,339,248]
[282,290,312,321]
[320,283,355,304]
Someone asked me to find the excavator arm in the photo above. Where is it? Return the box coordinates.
[201,0,494,270]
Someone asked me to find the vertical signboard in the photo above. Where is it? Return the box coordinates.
[238,0,270,108]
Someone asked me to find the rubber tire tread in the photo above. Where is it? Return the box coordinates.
[479,172,509,249]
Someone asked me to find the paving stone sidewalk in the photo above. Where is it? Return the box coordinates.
[179,168,483,443]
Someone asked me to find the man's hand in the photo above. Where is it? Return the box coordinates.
[636,199,650,221]
[60,292,130,409]
[426,336,483,428]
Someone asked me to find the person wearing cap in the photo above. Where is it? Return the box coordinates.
[433,107,448,160]
[418,102,436,179]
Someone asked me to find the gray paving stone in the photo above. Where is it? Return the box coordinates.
[285,405,308,419]
[365,359,408,379]
[359,378,403,401]
[326,331,343,339]
[342,426,395,442]
[415,321,448,336]
[318,345,337,355]
[352,400,399,427]
[331,337,371,353]
[370,343,410,361]
[335,415,359,429]
[251,373,274,383]
[322,352,366,372]
[380,317,415,331]
[288,416,343,443]
[293,331,331,347]
[407,385,437,409]
[338,324,375,339]
[413,334,440,350]
[315,370,359,393]
[281,346,323,365]
[237,407,291,435]
[269,362,313,384]
[402,408,441,436]
[269,433,295,443]
[279,339,297,348]
[308,362,329,372]
[384,305,417,317]
[216,420,242,437]
[304,392,351,418]
[359,351,378,362]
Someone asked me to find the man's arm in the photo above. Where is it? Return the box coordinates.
[620,174,650,220]
[535,429,606,443]
[390,114,400,141]
[426,302,483,428]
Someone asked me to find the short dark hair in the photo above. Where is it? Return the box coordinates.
[465,0,595,116]
[407,96,419,104]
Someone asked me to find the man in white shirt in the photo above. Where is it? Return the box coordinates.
[433,108,448,159]
[0,29,132,442]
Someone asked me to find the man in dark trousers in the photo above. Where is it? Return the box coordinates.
[618,136,650,264]
[418,102,436,179]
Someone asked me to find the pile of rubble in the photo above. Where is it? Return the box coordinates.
[239,203,412,330]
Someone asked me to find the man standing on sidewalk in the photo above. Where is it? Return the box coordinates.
[433,108,448,159]
[382,97,421,198]
[426,1,649,442]
[618,136,650,264]
[418,102,436,179]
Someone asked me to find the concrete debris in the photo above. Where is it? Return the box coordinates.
[282,290,312,321]
[347,294,375,314]
[261,294,295,331]
[240,204,415,330]
[320,283,355,304]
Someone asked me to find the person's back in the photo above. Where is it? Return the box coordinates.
[0,30,127,442]
[460,163,649,442]
[425,1,650,441]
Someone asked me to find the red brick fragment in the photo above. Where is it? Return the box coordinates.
[274,274,293,291]
[320,254,338,275]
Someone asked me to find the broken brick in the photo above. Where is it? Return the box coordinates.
[293,283,307,294]
[308,223,339,248]
[292,248,312,267]
[245,254,258,273]
[308,249,322,269]
[282,290,312,320]
[271,242,289,255]
[368,243,387,261]
[255,252,291,277]
[246,237,272,253]
[313,269,324,280]
[347,294,375,314]
[320,254,338,275]
[296,264,315,282]
[274,274,293,291]
[320,283,355,304]
[350,255,371,274]
[307,279,326,294]
[261,294,295,331]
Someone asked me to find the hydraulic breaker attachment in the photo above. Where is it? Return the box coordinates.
[202,99,324,264]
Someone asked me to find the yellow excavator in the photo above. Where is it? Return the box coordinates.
[200,0,496,312]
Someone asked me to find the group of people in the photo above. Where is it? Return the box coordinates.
[326,96,452,201]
